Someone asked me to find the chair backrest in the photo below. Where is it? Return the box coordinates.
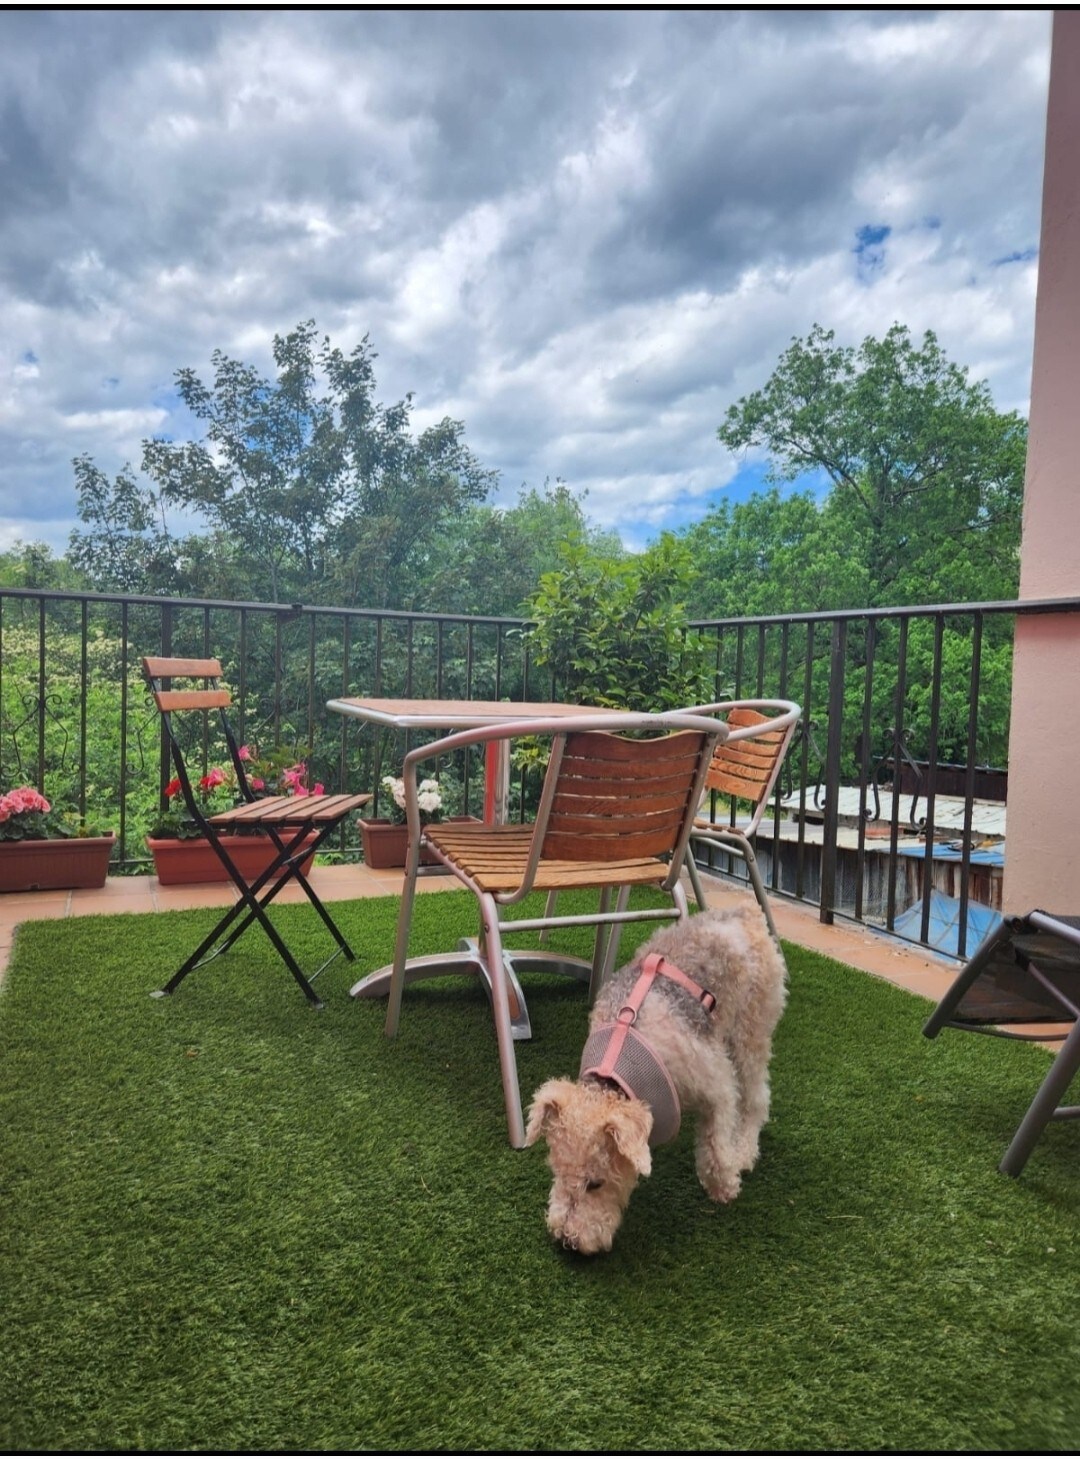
[701,702,800,836]
[142,656,250,823]
[539,727,714,865]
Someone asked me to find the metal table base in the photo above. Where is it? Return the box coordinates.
[349,939,595,1040]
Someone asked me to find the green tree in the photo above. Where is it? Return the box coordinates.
[684,487,870,619]
[524,533,712,712]
[417,481,625,617]
[0,540,86,591]
[68,458,184,594]
[716,323,1026,608]
[70,322,496,608]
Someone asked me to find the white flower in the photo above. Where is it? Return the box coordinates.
[381,773,442,822]
[417,785,442,815]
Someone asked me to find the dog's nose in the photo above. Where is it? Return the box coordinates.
[561,1234,579,1252]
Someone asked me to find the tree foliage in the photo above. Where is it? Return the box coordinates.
[417,482,625,618]
[684,487,871,619]
[0,541,85,591]
[716,323,1026,608]
[524,533,712,711]
[47,317,1030,797]
[70,322,496,608]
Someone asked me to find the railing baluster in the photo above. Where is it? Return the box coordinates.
[956,612,984,959]
[819,619,848,925]
[885,618,909,931]
[918,615,946,946]
[854,617,876,924]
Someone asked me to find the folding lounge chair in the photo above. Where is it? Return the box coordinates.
[143,656,371,1007]
[380,710,725,1145]
[923,909,1080,1176]
[683,700,802,940]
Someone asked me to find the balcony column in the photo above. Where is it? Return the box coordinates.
[1005,10,1080,915]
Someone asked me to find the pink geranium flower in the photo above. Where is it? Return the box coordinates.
[0,785,54,841]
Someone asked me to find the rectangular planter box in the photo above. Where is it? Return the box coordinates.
[147,832,318,886]
[0,833,116,893]
[358,816,479,870]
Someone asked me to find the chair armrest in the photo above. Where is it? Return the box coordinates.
[682,699,801,744]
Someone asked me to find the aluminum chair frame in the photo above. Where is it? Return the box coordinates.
[681,700,802,941]
[381,710,725,1145]
[143,656,371,1008]
[923,909,1080,1176]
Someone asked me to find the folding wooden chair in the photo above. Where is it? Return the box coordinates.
[682,700,801,940]
[923,909,1080,1176]
[376,709,724,1145]
[143,656,371,1007]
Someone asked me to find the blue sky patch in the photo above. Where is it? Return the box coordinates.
[853,223,890,280]
[992,246,1038,266]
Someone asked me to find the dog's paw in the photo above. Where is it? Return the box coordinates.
[698,1163,742,1203]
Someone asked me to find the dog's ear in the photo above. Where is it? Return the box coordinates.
[524,1078,572,1146]
[605,1102,653,1178]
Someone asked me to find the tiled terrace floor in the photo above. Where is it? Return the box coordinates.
[0,861,964,1006]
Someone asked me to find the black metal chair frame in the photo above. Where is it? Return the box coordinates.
[923,909,1080,1176]
[143,656,371,1008]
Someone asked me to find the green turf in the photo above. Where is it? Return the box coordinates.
[2,890,1079,1453]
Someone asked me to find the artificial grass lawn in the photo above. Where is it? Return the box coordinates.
[2,891,1080,1453]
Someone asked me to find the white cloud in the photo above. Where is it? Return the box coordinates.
[0,7,1053,554]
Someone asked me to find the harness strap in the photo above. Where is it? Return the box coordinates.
[588,952,715,1086]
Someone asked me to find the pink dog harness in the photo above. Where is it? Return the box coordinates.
[579,953,717,1146]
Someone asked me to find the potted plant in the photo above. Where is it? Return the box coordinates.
[0,786,115,893]
[358,775,443,869]
[358,775,482,868]
[146,748,321,886]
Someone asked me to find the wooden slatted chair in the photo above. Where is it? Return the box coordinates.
[683,700,802,941]
[382,710,724,1145]
[143,656,371,1007]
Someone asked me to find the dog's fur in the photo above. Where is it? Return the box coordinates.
[525,905,787,1254]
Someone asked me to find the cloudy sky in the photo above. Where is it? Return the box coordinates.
[0,7,1052,557]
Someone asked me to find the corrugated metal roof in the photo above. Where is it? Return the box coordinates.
[778,786,1007,840]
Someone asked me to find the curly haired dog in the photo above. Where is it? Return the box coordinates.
[525,905,787,1254]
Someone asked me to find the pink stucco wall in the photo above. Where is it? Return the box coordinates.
[1004,11,1080,914]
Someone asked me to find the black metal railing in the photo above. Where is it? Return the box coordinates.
[3,585,1079,961]
[690,595,1080,958]
[0,588,544,867]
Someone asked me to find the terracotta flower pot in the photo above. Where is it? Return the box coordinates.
[146,832,318,886]
[358,818,429,869]
[0,833,115,893]
[358,816,479,869]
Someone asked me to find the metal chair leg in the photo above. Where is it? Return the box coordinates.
[478,893,526,1148]
[686,849,708,910]
[741,842,780,943]
[999,1019,1080,1176]
[386,842,422,1039]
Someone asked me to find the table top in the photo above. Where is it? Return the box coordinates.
[325,696,622,730]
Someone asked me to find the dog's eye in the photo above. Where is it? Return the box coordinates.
[585,1178,605,1192]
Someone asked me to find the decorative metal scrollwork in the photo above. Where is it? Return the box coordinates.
[864,727,926,832]
[3,692,72,781]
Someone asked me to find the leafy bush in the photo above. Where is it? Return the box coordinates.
[524,533,713,712]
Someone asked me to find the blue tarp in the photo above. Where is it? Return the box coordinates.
[897,840,1005,866]
[892,888,1003,957]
